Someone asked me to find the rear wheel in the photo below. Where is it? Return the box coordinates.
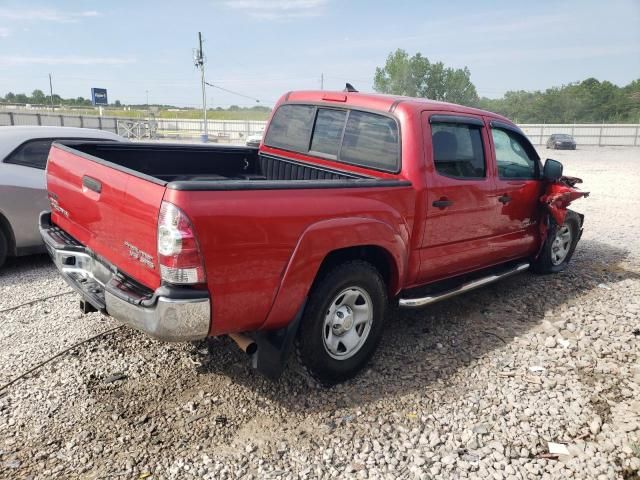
[531,211,581,274]
[0,230,7,269]
[296,260,387,386]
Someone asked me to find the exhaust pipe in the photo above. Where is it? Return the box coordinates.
[228,333,257,355]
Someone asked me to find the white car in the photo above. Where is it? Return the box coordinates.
[0,126,124,267]
[245,130,264,148]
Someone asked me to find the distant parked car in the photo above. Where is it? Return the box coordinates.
[245,130,264,148]
[546,134,576,150]
[0,126,123,268]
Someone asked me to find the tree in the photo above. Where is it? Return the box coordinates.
[374,49,479,106]
[31,89,46,104]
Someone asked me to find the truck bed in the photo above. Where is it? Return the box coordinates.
[55,141,365,184]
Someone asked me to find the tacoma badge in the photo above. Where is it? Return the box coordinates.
[124,241,155,269]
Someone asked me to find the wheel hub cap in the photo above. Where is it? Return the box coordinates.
[551,225,572,265]
[332,306,354,335]
[322,287,373,360]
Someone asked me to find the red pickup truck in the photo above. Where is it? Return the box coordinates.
[40,89,586,384]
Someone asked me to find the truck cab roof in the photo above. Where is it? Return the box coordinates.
[280,90,513,123]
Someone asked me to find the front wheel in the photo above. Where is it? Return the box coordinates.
[531,211,581,274]
[296,260,387,385]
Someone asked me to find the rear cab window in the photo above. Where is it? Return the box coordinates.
[264,104,400,173]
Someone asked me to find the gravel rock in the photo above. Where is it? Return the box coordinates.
[0,147,639,479]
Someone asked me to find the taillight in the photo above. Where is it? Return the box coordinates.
[157,201,206,285]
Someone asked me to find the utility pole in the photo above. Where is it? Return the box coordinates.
[194,32,208,142]
[48,73,54,110]
[320,73,324,90]
[146,90,149,108]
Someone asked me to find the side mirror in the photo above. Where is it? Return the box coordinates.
[543,158,563,181]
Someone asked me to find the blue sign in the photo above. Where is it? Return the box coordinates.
[91,88,108,106]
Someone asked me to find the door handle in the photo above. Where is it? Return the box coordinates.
[498,194,511,204]
[82,175,102,194]
[432,198,453,209]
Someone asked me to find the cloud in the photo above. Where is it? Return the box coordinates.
[0,8,100,23]
[223,0,327,20]
[0,55,136,67]
[0,27,9,38]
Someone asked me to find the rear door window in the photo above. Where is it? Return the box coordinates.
[431,123,486,179]
[4,138,54,169]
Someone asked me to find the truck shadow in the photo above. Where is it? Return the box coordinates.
[198,238,639,412]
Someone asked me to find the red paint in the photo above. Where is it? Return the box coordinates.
[46,90,587,338]
[540,177,589,225]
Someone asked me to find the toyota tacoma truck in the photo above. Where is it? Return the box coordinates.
[40,88,587,385]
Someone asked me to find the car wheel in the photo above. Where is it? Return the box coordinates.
[531,211,581,274]
[296,260,387,386]
[0,229,7,269]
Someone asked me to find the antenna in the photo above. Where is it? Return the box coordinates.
[194,32,208,141]
[344,83,358,93]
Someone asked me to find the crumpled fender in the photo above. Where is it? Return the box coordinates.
[540,175,589,225]
[537,176,589,257]
[260,217,408,330]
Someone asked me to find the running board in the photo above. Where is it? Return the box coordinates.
[398,262,530,308]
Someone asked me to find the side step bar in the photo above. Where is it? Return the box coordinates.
[399,262,530,308]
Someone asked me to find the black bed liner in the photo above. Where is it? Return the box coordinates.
[52,141,410,191]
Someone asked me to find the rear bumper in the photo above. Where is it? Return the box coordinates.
[39,212,211,342]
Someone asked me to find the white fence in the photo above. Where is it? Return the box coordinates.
[1,111,639,146]
[0,111,120,134]
[520,124,640,146]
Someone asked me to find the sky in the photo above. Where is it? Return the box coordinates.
[0,0,639,108]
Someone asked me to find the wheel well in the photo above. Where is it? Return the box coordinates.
[315,245,398,295]
[0,213,16,256]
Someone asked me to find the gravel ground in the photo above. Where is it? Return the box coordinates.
[1,146,639,479]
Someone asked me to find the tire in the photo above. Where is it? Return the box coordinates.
[531,210,581,274]
[296,260,387,386]
[0,230,7,269]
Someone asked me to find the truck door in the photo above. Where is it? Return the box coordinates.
[417,112,499,283]
[487,120,544,261]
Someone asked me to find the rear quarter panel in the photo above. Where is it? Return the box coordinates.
[164,185,416,335]
[0,164,47,249]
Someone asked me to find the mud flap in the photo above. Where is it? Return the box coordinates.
[251,299,307,379]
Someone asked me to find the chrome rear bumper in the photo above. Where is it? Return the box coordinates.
[39,212,211,342]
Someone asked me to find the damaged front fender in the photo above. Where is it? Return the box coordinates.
[540,175,589,225]
[536,176,589,259]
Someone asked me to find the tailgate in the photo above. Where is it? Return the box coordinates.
[46,143,165,289]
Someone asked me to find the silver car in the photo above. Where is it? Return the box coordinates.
[0,126,124,267]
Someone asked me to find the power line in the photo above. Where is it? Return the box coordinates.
[204,81,262,103]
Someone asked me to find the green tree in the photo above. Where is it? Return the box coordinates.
[31,89,47,104]
[374,49,479,106]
